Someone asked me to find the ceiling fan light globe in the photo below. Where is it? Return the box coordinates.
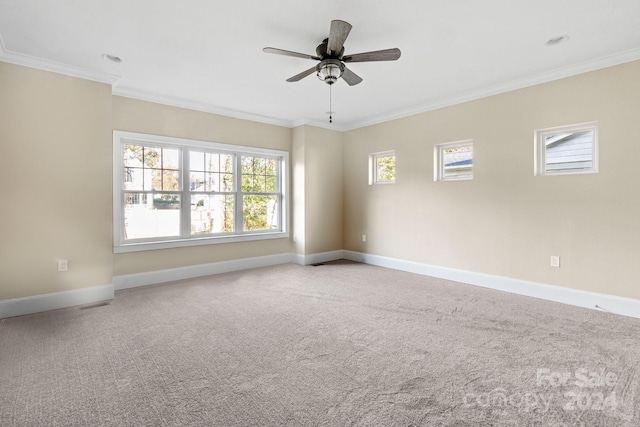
[316,59,344,85]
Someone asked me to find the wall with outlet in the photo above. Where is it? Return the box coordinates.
[111,96,294,276]
[3,55,640,309]
[343,60,640,300]
[0,61,113,300]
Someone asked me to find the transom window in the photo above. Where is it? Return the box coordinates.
[434,140,473,181]
[535,122,598,175]
[113,131,288,252]
[369,151,396,185]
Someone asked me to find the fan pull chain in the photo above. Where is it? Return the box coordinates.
[329,84,333,124]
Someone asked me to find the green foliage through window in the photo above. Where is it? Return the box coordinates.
[116,133,287,249]
[373,152,396,184]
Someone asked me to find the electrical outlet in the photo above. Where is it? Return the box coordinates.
[362,234,367,242]
[57,259,68,272]
[550,256,560,268]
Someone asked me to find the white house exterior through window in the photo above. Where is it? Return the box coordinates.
[113,131,289,253]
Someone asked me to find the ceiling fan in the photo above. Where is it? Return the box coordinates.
[263,20,401,86]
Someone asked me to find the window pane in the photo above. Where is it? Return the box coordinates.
[376,155,396,183]
[255,175,266,192]
[124,194,180,240]
[206,172,219,192]
[221,173,234,192]
[241,156,253,174]
[124,145,144,167]
[144,147,161,168]
[220,154,234,173]
[190,171,205,191]
[266,176,277,193]
[191,195,234,235]
[190,151,204,170]
[143,169,153,191]
[151,169,180,191]
[253,157,265,174]
[243,195,279,231]
[162,148,180,169]
[242,173,253,192]
[124,167,143,190]
[265,158,277,175]
[206,153,219,172]
[544,130,593,173]
[442,145,473,179]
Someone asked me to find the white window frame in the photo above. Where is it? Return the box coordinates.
[535,121,598,176]
[113,131,289,253]
[434,140,474,181]
[369,150,396,185]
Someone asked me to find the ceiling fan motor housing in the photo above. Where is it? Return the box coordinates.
[316,38,344,59]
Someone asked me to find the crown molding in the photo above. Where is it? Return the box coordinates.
[3,28,639,132]
[112,86,296,129]
[0,34,120,85]
[342,47,640,131]
[290,118,346,132]
[113,87,348,131]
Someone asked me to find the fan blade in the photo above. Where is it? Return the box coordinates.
[343,48,401,63]
[342,66,363,86]
[286,66,317,82]
[328,20,352,56]
[263,47,320,61]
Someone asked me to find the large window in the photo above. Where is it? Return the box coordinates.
[434,140,473,181]
[114,131,288,252]
[535,122,598,175]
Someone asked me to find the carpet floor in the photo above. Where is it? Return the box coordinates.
[1,260,639,426]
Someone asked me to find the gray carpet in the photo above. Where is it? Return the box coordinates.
[1,260,639,426]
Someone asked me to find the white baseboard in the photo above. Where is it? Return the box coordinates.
[1,251,342,318]
[292,250,345,266]
[114,250,345,291]
[5,250,638,320]
[343,250,640,319]
[0,284,114,319]
[113,252,295,291]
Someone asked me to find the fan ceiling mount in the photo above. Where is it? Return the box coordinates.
[263,20,401,86]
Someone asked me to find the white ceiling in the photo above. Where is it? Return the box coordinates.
[1,0,639,130]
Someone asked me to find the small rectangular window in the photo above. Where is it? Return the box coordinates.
[435,140,473,181]
[369,151,396,185]
[535,122,598,176]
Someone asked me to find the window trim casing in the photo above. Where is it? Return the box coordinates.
[534,121,599,176]
[368,150,396,185]
[434,139,474,182]
[113,131,289,253]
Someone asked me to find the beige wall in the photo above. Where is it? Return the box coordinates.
[343,60,640,300]
[0,62,113,299]
[0,62,344,301]
[292,126,306,255]
[291,125,343,255]
[112,96,293,276]
[2,58,639,304]
[303,126,343,254]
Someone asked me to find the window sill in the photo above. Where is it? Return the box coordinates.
[114,231,289,253]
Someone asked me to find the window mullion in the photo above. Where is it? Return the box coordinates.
[181,148,191,238]
[234,154,244,233]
